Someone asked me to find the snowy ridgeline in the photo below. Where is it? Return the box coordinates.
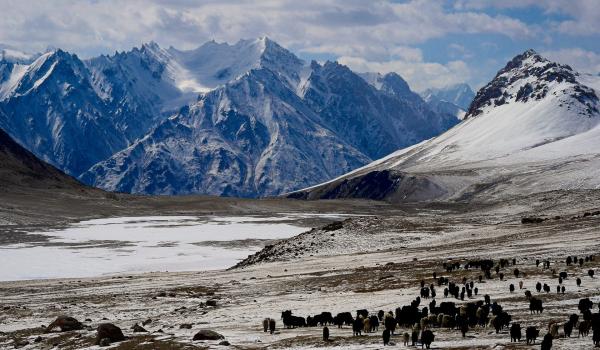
[0,38,462,197]
[0,214,358,281]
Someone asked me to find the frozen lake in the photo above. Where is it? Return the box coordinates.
[0,214,347,281]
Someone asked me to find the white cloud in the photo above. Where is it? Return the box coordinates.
[543,48,600,74]
[0,0,535,59]
[454,0,600,36]
[0,0,594,91]
[338,55,471,92]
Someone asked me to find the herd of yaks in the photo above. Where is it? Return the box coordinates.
[262,255,600,349]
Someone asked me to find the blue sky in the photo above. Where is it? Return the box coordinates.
[0,0,598,91]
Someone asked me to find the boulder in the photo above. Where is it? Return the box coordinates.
[13,339,29,348]
[132,323,147,332]
[96,323,125,344]
[45,316,83,332]
[180,323,193,329]
[193,329,224,341]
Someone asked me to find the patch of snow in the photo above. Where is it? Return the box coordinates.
[0,63,27,100]
[0,214,350,281]
[167,38,268,92]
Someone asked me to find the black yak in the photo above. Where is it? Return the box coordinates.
[510,323,521,342]
[382,329,391,346]
[281,310,306,328]
[323,326,329,341]
[421,329,435,349]
[526,326,539,344]
[530,297,544,314]
[540,333,552,350]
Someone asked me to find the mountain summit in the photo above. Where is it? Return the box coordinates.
[291,50,600,202]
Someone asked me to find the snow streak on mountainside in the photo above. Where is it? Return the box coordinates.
[291,49,600,202]
[81,39,458,197]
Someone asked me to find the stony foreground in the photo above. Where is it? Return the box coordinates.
[2,191,600,349]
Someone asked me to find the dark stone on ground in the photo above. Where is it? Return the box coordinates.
[45,316,83,332]
[193,329,224,341]
[96,323,125,345]
[132,324,147,332]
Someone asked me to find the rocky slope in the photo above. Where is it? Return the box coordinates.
[291,49,600,202]
[0,123,83,191]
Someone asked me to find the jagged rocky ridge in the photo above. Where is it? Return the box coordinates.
[0,38,459,197]
[290,49,600,202]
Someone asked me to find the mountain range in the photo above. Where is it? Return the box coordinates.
[291,49,600,202]
[0,38,461,197]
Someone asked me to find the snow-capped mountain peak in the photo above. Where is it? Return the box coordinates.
[467,49,598,119]
[359,72,415,100]
[165,37,304,94]
[1,49,89,101]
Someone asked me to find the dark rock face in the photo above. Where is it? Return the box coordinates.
[322,221,344,231]
[96,323,125,345]
[288,170,446,203]
[193,329,225,341]
[45,316,83,333]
